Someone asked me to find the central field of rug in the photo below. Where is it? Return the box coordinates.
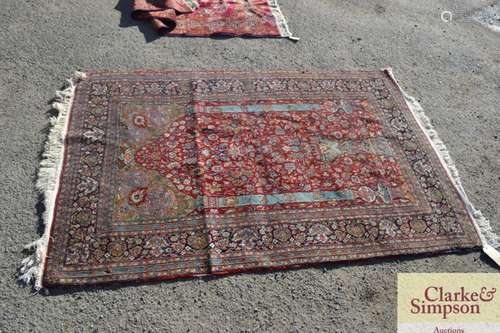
[39,70,485,286]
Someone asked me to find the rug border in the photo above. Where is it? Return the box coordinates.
[383,68,499,257]
[22,69,499,290]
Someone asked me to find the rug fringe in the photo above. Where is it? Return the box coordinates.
[268,0,299,41]
[383,68,500,266]
[19,71,87,290]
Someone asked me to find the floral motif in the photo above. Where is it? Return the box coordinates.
[232,228,258,249]
[145,236,168,257]
[133,114,148,128]
[379,219,396,237]
[108,240,126,257]
[128,187,148,206]
[410,219,428,233]
[118,145,135,168]
[187,232,209,250]
[273,227,292,243]
[346,223,366,238]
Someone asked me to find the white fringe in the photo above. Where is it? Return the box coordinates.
[384,68,500,266]
[268,0,299,41]
[19,71,87,290]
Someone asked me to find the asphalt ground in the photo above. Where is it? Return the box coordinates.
[1,0,499,332]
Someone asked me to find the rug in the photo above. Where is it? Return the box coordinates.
[131,0,297,39]
[21,69,499,289]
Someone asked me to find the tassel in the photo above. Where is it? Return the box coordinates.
[19,71,87,290]
[483,244,500,266]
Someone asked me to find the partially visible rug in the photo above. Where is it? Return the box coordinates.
[131,0,297,39]
[21,69,499,289]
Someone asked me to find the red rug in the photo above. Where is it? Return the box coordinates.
[131,0,296,39]
[23,69,499,289]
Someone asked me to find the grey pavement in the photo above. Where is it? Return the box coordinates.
[1,0,499,332]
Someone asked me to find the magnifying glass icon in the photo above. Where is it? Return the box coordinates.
[441,11,453,23]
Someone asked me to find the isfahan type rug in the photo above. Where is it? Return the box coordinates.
[131,0,298,40]
[21,69,499,289]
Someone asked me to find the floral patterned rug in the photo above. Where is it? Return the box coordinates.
[33,69,489,287]
[131,0,296,39]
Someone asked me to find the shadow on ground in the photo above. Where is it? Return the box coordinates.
[115,0,161,43]
[39,247,497,296]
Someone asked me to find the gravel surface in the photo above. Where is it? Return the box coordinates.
[474,3,500,32]
[1,0,499,332]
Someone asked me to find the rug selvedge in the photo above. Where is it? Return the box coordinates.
[37,70,490,286]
